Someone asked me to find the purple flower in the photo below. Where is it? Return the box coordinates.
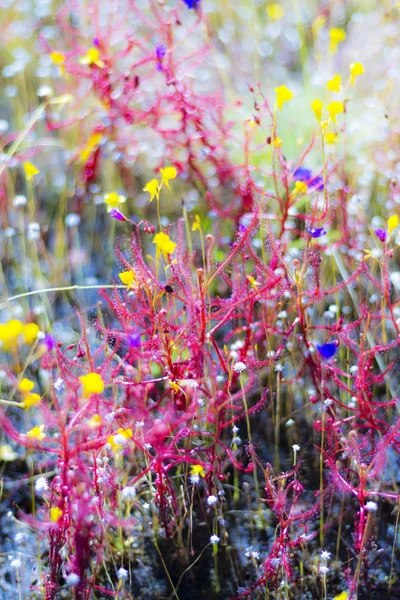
[307,227,326,238]
[375,228,386,243]
[183,0,200,8]
[128,333,141,348]
[92,38,100,47]
[316,343,337,360]
[156,45,167,61]
[293,167,324,192]
[110,209,126,221]
[43,334,56,350]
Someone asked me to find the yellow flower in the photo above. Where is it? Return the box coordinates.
[274,85,293,111]
[190,464,205,478]
[19,378,35,393]
[79,372,105,396]
[80,132,102,163]
[88,414,102,428]
[0,444,18,461]
[153,231,177,259]
[326,101,344,123]
[23,161,39,181]
[0,319,24,348]
[160,166,177,189]
[388,214,399,235]
[311,99,324,122]
[119,270,137,289]
[293,181,308,195]
[107,428,133,453]
[349,62,364,86]
[247,275,261,289]
[324,132,338,144]
[104,192,126,210]
[266,3,285,20]
[143,179,160,202]
[192,215,201,232]
[327,74,341,93]
[22,323,40,344]
[329,28,346,55]
[79,48,105,68]
[50,51,65,65]
[274,137,282,147]
[50,507,63,522]
[333,593,349,600]
[23,393,41,409]
[26,425,45,440]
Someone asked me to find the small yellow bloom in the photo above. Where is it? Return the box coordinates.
[22,323,40,344]
[88,414,102,428]
[104,192,126,210]
[117,427,133,439]
[326,101,344,123]
[329,28,346,55]
[190,464,205,478]
[79,372,105,396]
[266,3,285,20]
[192,215,201,232]
[247,275,261,289]
[153,231,177,259]
[274,85,293,111]
[293,181,308,195]
[50,51,66,65]
[19,378,35,393]
[23,161,39,181]
[324,132,338,144]
[0,320,24,348]
[79,48,105,68]
[349,62,364,86]
[333,592,349,600]
[143,179,160,202]
[50,507,63,522]
[118,270,136,289]
[160,166,177,189]
[0,444,18,461]
[80,132,102,163]
[388,214,399,235]
[274,137,282,147]
[27,424,45,440]
[169,381,180,393]
[23,393,41,409]
[311,99,324,122]
[327,74,341,93]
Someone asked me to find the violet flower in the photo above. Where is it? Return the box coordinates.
[316,343,337,360]
[375,228,386,242]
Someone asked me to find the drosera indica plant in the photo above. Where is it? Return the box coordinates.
[1,1,400,599]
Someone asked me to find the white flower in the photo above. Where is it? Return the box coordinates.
[66,573,80,586]
[245,546,260,560]
[210,534,220,544]
[54,378,65,393]
[117,567,128,580]
[319,565,329,575]
[321,550,331,561]
[120,486,136,501]
[207,495,218,506]
[365,501,378,512]
[233,361,246,373]
[190,474,200,485]
[292,444,300,453]
[285,419,295,427]
[274,363,284,372]
[35,476,49,494]
[232,425,239,433]
[10,558,22,569]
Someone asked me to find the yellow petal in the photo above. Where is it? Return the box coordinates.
[388,214,399,234]
[23,161,39,181]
